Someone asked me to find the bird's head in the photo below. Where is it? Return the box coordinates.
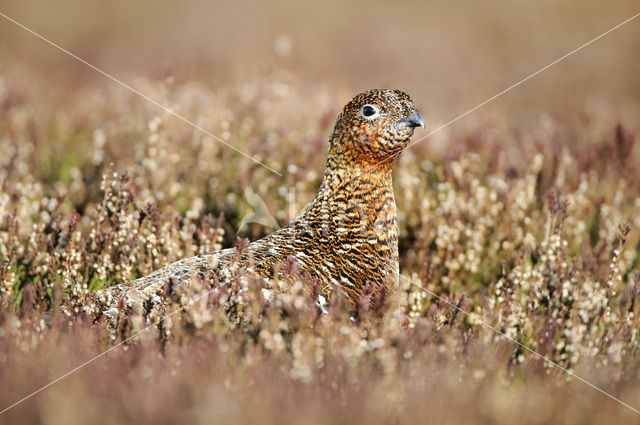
[330,89,424,168]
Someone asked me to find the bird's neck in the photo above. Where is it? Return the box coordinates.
[317,138,396,196]
[317,158,393,199]
[308,149,397,225]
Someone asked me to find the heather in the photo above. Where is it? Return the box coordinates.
[1,1,640,423]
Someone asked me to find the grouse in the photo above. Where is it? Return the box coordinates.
[105,89,424,313]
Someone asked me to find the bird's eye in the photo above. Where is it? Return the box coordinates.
[361,104,380,119]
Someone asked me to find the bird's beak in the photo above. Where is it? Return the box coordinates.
[397,109,425,129]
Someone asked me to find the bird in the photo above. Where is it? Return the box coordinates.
[103,89,424,315]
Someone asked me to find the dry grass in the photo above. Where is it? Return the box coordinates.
[1,0,640,423]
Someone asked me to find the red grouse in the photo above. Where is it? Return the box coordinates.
[105,89,424,313]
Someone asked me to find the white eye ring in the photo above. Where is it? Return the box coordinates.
[361,104,380,120]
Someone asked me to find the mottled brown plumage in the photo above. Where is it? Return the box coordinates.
[104,89,423,314]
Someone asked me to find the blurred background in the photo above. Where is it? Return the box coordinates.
[1,0,639,131]
[1,0,639,246]
[2,2,640,424]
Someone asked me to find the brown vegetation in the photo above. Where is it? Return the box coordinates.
[1,0,640,423]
